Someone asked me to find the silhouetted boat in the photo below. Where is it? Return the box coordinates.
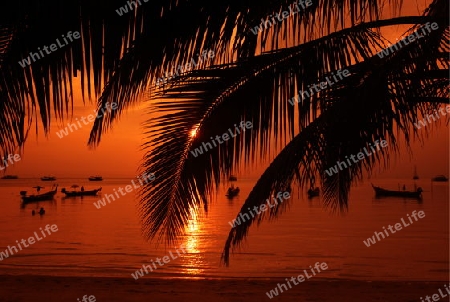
[21,185,58,203]
[413,166,419,180]
[88,176,103,181]
[431,175,448,182]
[226,186,240,198]
[307,187,320,198]
[61,187,102,197]
[41,176,56,181]
[1,175,18,179]
[371,184,422,199]
[228,175,237,181]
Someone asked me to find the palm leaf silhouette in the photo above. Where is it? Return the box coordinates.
[141,0,448,263]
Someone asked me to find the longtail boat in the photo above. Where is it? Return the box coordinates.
[371,184,422,199]
[21,185,58,203]
[432,175,448,182]
[226,186,240,198]
[61,187,102,197]
[1,175,18,179]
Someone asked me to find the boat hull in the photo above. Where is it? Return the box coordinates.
[307,188,320,198]
[372,184,422,199]
[22,188,58,203]
[41,177,56,181]
[62,188,102,197]
[1,175,18,179]
[226,188,240,198]
[432,177,448,182]
[88,177,103,181]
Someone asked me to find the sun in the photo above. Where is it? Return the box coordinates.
[190,127,198,138]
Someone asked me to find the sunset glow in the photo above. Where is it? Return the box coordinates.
[0,1,448,301]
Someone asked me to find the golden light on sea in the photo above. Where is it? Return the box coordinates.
[180,206,205,276]
[186,207,200,252]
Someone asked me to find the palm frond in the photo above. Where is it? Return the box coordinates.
[137,1,449,245]
[87,0,403,145]
[220,12,449,265]
[137,23,390,242]
[0,0,137,155]
[221,60,448,265]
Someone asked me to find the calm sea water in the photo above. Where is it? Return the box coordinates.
[0,178,448,280]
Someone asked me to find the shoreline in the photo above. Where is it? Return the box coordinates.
[0,275,448,302]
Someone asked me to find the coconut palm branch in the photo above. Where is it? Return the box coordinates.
[0,0,141,156]
[140,0,448,262]
[221,40,449,264]
[219,9,449,264]
[87,0,400,145]
[139,23,389,242]
[0,0,396,153]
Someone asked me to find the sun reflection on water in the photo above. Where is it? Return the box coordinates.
[180,206,205,276]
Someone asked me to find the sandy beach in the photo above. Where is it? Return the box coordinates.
[0,275,447,302]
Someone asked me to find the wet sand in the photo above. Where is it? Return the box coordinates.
[0,275,448,301]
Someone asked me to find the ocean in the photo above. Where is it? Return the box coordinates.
[0,177,448,281]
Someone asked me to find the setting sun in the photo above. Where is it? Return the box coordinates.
[190,127,198,138]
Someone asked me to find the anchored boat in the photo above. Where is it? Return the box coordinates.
[61,186,102,197]
[226,186,240,198]
[21,185,58,203]
[307,187,320,198]
[371,184,422,199]
[431,175,448,182]
[1,175,18,179]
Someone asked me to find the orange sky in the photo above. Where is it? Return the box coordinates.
[7,82,147,178]
[3,0,448,179]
